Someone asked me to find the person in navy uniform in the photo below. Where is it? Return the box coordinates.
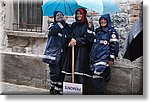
[42,11,71,95]
[62,8,95,94]
[90,14,119,94]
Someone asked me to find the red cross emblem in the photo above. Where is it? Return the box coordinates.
[103,40,108,45]
[112,34,116,39]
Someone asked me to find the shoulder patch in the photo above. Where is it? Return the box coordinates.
[111,34,116,38]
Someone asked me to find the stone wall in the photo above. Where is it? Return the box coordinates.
[0,0,143,94]
[3,31,47,55]
[1,52,48,89]
[105,60,143,95]
[0,0,6,50]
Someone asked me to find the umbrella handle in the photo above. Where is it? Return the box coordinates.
[72,46,75,83]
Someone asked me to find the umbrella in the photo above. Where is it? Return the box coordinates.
[42,0,83,16]
[76,0,120,15]
[123,17,143,62]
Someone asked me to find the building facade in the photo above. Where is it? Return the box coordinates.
[0,0,143,94]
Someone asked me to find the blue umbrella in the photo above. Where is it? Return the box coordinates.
[42,0,83,16]
[76,0,120,15]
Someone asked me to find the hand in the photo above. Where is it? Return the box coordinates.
[108,61,114,66]
[88,18,93,28]
[63,16,68,22]
[68,38,76,47]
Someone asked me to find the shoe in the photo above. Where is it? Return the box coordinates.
[49,87,57,95]
[56,90,63,95]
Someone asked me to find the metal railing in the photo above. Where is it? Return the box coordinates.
[13,23,42,33]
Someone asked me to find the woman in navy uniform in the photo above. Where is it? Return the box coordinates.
[62,8,95,94]
[90,14,119,94]
[43,11,71,95]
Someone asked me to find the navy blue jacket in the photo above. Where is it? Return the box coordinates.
[42,20,71,65]
[90,14,119,74]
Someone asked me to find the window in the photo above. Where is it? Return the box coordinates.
[13,0,43,32]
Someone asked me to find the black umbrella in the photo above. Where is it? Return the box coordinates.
[123,17,143,62]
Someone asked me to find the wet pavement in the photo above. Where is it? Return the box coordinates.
[0,82,49,95]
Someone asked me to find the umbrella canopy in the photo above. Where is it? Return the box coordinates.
[42,0,83,16]
[123,17,143,62]
[76,0,120,15]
